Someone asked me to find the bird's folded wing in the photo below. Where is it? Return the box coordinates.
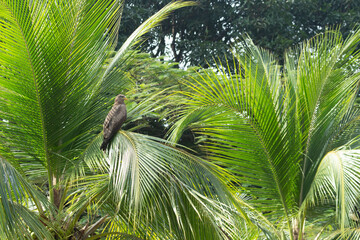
[103,117,113,139]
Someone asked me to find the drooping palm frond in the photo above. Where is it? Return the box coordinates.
[305,148,360,230]
[80,131,253,240]
[323,228,360,240]
[0,155,53,239]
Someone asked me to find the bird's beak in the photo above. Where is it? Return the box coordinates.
[124,97,128,100]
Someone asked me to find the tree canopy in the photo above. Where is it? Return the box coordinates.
[118,0,360,66]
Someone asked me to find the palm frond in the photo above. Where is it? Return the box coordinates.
[169,28,360,236]
[169,52,299,222]
[305,148,360,229]
[0,154,53,239]
[81,131,252,239]
[324,228,360,240]
[0,0,123,177]
[292,29,360,204]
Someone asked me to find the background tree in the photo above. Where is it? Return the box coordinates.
[118,0,360,67]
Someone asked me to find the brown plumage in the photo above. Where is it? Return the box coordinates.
[100,94,127,151]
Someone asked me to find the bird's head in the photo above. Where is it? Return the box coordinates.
[115,94,127,104]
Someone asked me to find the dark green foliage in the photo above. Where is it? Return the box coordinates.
[119,0,360,66]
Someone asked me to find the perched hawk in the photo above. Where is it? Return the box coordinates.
[100,94,127,151]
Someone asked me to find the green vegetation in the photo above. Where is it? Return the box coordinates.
[169,30,360,239]
[118,0,360,67]
[1,0,360,239]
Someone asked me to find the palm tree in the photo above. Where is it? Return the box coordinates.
[169,28,360,239]
[0,0,251,239]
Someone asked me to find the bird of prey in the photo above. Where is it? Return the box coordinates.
[100,94,127,151]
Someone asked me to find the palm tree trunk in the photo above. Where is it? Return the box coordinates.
[292,219,299,240]
[52,174,63,209]
[292,217,305,240]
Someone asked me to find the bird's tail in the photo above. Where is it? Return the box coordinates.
[100,139,109,151]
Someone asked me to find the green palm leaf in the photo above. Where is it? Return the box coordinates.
[169,28,360,237]
[0,154,54,239]
[169,50,299,220]
[306,148,360,230]
[81,131,252,239]
[0,0,124,200]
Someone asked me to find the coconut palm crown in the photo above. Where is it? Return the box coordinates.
[169,28,360,239]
